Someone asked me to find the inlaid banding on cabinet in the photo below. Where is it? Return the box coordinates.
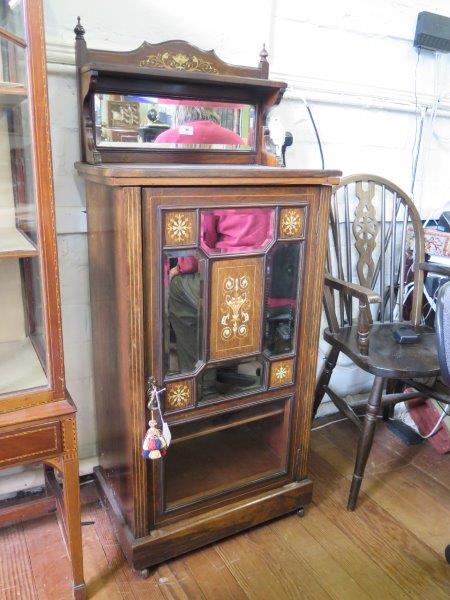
[210,256,263,360]
[0,424,60,465]
[164,210,197,246]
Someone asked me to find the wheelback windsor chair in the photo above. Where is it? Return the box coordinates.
[313,174,450,510]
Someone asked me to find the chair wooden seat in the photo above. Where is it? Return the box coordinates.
[325,323,439,378]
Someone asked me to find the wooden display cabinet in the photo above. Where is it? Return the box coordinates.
[74,20,340,573]
[0,2,85,597]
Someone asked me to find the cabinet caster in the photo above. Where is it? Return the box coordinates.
[297,507,305,517]
[138,568,150,579]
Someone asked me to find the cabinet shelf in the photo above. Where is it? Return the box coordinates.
[0,337,47,395]
[0,228,37,258]
[0,82,27,106]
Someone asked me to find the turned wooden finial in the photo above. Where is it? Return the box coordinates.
[259,43,268,62]
[259,43,269,77]
[74,16,85,40]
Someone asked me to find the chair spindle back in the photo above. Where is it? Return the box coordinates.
[326,175,425,330]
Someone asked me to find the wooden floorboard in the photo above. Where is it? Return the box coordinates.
[0,421,448,599]
[23,512,73,600]
[318,422,450,556]
[0,521,37,600]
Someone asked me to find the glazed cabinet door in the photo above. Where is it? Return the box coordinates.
[0,0,59,410]
[143,185,320,524]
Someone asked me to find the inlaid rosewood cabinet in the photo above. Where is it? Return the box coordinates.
[75,23,340,571]
[0,1,85,598]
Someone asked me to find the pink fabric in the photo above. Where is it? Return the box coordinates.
[200,209,273,253]
[267,297,296,308]
[155,120,244,145]
[177,208,274,274]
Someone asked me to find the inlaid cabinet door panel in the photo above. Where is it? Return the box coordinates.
[144,187,311,407]
[142,185,315,521]
[209,256,263,360]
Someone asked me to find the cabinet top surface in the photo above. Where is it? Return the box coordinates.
[75,162,341,185]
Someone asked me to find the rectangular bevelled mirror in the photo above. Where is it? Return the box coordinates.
[94,94,256,151]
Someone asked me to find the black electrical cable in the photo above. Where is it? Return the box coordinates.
[411,110,425,196]
[411,47,421,186]
[411,47,423,196]
[304,103,325,169]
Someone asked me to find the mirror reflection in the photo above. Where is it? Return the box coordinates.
[264,242,301,356]
[94,94,255,151]
[199,208,274,254]
[198,357,264,403]
[164,250,204,376]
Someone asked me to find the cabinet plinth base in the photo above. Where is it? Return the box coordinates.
[94,466,312,570]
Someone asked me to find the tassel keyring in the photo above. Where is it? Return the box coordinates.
[142,377,171,460]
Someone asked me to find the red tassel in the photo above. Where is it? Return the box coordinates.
[142,419,168,460]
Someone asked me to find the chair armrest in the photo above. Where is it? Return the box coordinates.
[419,261,450,277]
[324,274,381,304]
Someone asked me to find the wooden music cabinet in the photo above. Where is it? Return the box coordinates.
[74,21,340,572]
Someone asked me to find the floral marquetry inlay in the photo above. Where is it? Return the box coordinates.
[165,380,193,412]
[139,52,219,74]
[269,359,294,388]
[210,257,263,360]
[164,211,196,246]
[279,208,305,239]
[221,276,251,342]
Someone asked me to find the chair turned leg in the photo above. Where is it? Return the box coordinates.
[313,347,340,418]
[382,380,402,421]
[347,376,385,511]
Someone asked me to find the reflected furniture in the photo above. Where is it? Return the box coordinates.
[0,1,85,597]
[313,174,450,510]
[75,21,340,572]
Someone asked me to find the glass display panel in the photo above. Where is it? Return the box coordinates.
[163,249,204,377]
[0,101,38,246]
[0,41,49,394]
[94,94,256,151]
[199,207,274,255]
[263,242,301,356]
[163,398,290,510]
[23,255,46,367]
[198,356,264,403]
[0,38,26,84]
[0,259,47,395]
[0,0,24,40]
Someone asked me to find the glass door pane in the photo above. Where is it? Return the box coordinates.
[163,398,291,512]
[0,1,48,396]
[0,1,25,40]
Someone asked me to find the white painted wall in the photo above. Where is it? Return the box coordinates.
[5,0,448,492]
